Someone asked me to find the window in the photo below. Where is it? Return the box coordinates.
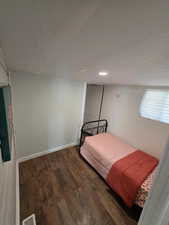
[140,89,169,124]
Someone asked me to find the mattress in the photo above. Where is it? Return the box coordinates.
[80,133,156,208]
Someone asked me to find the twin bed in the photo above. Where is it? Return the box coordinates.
[80,120,158,208]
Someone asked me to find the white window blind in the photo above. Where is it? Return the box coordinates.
[140,89,169,124]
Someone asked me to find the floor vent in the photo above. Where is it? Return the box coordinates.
[22,214,36,225]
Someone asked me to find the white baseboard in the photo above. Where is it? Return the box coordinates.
[16,142,78,225]
[18,142,78,163]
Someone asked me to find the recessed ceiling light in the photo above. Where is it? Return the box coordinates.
[99,71,108,76]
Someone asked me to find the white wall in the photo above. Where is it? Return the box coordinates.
[84,84,102,122]
[0,48,8,86]
[101,85,169,159]
[0,139,16,225]
[11,72,86,159]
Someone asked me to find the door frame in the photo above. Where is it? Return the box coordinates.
[138,138,169,225]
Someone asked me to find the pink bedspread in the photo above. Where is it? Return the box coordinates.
[80,133,157,207]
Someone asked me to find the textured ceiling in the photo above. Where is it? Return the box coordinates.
[0,0,169,86]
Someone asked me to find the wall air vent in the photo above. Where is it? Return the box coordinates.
[22,214,36,225]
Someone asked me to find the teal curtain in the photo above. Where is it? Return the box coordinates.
[0,88,11,162]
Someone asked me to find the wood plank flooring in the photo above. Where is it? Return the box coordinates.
[19,147,140,225]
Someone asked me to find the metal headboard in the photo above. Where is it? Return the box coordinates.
[79,119,108,147]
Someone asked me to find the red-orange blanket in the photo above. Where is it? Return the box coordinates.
[106,150,158,207]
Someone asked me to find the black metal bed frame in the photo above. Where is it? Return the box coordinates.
[79,119,108,147]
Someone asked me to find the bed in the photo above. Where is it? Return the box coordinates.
[80,133,158,208]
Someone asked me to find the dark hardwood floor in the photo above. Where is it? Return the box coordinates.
[19,147,140,225]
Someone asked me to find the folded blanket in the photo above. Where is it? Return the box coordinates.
[106,150,158,207]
